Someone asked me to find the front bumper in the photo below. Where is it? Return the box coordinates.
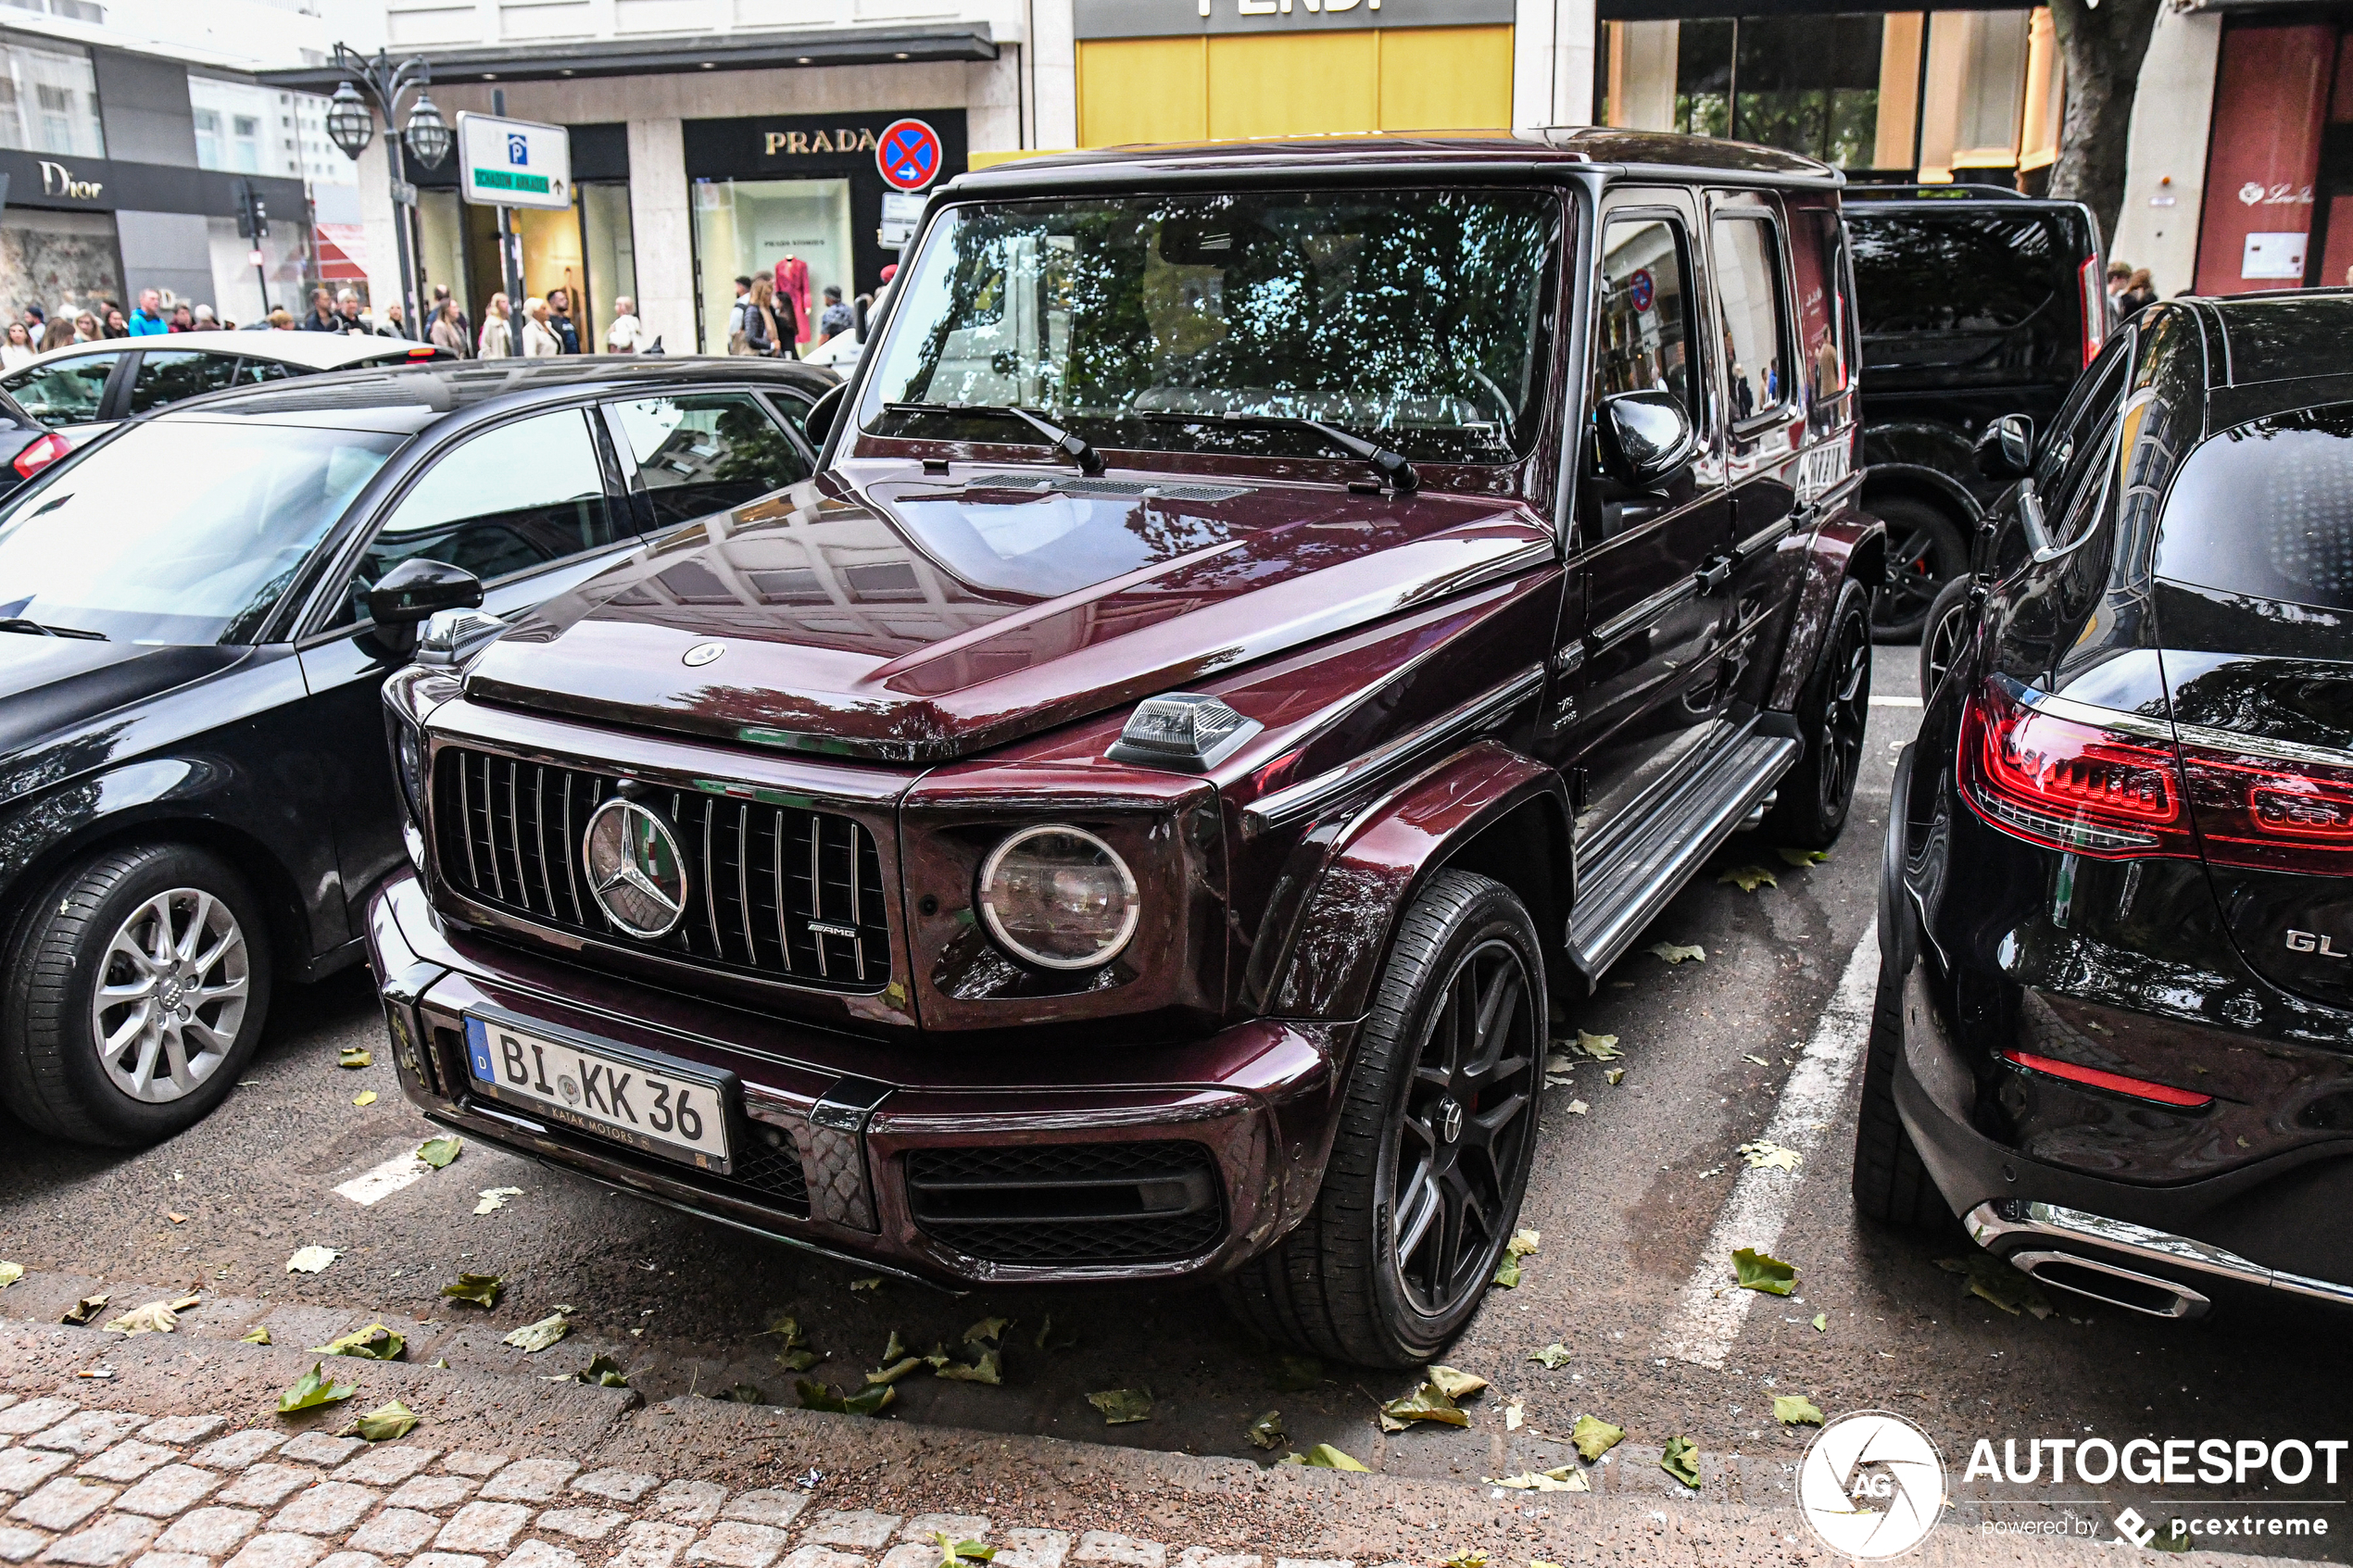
[368,872,1349,1288]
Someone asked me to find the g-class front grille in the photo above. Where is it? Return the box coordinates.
[433,746,891,992]
[904,1141,1227,1266]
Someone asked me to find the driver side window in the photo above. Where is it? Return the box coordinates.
[1597,217,1698,420]
[333,408,625,626]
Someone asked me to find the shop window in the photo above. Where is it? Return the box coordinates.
[128,350,245,415]
[1918,9,2032,179]
[337,410,626,625]
[1603,15,1926,170]
[607,393,811,528]
[1713,215,1788,423]
[692,178,854,355]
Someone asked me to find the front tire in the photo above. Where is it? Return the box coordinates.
[1224,870,1543,1368]
[1,844,273,1148]
[1764,575,1871,849]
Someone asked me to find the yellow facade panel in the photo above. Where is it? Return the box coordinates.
[1377,25,1515,132]
[1077,37,1207,148]
[1206,31,1380,141]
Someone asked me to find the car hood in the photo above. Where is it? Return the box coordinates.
[465,463,1554,763]
[0,636,244,784]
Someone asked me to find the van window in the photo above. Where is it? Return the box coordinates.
[1712,215,1787,423]
[1596,216,1698,420]
[2157,404,2353,614]
[1848,209,2083,382]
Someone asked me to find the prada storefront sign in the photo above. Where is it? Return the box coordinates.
[1076,0,1514,36]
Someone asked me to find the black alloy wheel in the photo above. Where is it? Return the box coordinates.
[1766,576,1872,848]
[1388,934,1541,1318]
[1870,497,1969,642]
[1222,870,1544,1367]
[1917,574,1974,702]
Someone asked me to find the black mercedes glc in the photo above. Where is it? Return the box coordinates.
[1863,290,2353,1319]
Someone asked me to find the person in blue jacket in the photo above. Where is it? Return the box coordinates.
[126,289,169,335]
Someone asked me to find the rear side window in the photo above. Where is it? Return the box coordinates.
[1849,210,2082,380]
[1712,214,1787,423]
[129,350,244,414]
[5,352,118,422]
[2157,405,2353,614]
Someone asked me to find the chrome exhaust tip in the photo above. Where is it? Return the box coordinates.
[2007,1248,2210,1319]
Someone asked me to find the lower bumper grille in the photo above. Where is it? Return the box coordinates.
[905,1141,1226,1266]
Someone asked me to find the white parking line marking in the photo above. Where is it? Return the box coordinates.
[333,1146,431,1207]
[1655,920,1880,1369]
[1869,695,1923,708]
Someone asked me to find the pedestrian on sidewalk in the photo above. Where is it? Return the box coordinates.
[605,295,649,354]
[193,305,222,331]
[127,290,168,335]
[267,307,296,330]
[521,296,561,358]
[2120,268,2158,318]
[65,312,96,346]
[738,278,784,358]
[726,274,753,349]
[547,287,581,354]
[816,284,852,345]
[300,288,339,332]
[430,294,471,357]
[103,307,130,338]
[167,303,195,332]
[0,321,33,370]
[477,294,514,358]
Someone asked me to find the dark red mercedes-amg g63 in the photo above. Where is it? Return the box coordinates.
[371,130,1885,1367]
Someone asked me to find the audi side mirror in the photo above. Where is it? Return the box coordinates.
[1594,390,1697,490]
[1976,413,2035,480]
[366,558,484,628]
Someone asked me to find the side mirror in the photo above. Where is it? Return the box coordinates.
[1975,414,2035,480]
[366,557,484,628]
[805,382,847,449]
[1594,390,1697,489]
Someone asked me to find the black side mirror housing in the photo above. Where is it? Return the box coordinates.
[805,382,847,450]
[1975,413,2035,480]
[1594,390,1698,489]
[366,558,484,628]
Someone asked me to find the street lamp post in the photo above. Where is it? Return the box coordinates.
[322,45,451,340]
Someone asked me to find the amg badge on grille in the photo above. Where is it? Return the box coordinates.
[583,797,691,938]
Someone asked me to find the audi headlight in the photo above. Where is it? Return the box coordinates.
[976,824,1140,971]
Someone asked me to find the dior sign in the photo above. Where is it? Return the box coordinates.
[39,160,102,200]
[1075,0,1510,36]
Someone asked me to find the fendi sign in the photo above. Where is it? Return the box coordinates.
[1076,0,1511,36]
[763,126,882,157]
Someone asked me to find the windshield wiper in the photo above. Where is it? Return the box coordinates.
[882,401,1106,477]
[1135,410,1419,493]
[0,616,105,640]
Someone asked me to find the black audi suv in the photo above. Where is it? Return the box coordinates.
[1861,290,2353,1319]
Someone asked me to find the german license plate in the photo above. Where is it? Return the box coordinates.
[461,1012,733,1173]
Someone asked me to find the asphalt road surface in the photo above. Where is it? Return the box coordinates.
[6,646,2350,1556]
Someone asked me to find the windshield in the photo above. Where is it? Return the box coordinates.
[0,420,401,645]
[862,189,1563,464]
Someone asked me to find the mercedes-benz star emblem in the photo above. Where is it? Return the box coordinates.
[1436,1098,1464,1145]
[683,642,724,667]
[582,797,691,938]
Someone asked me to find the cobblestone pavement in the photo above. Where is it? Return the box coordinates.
[0,1323,2284,1568]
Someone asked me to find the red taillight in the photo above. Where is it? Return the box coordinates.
[2078,256,2106,369]
[13,431,67,479]
[1960,678,2353,875]
[406,345,436,359]
[1958,678,2189,857]
[2001,1048,2213,1109]
[2178,739,2353,876]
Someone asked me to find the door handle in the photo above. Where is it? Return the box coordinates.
[1693,555,1735,596]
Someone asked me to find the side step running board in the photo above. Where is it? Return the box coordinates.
[1567,721,1799,980]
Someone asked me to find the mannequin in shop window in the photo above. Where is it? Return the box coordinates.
[774,256,811,350]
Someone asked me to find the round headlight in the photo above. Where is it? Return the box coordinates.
[976,824,1140,971]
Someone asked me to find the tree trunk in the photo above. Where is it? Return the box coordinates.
[2046,0,2167,259]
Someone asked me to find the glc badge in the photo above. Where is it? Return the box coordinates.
[583,797,690,938]
[683,642,724,668]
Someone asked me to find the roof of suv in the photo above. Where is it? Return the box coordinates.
[948,128,1841,196]
[147,355,839,436]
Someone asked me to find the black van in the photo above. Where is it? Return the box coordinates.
[1847,184,2107,638]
